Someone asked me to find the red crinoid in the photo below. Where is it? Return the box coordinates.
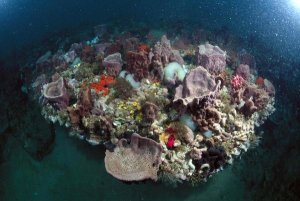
[138,44,150,53]
[256,76,264,86]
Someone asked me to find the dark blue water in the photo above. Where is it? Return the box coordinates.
[0,1,299,201]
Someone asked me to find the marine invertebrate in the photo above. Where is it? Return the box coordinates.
[166,134,175,149]
[236,64,250,81]
[90,75,115,96]
[111,78,135,99]
[103,53,123,77]
[138,44,150,53]
[255,76,264,86]
[82,115,113,138]
[174,66,216,106]
[67,86,93,125]
[242,84,270,110]
[141,102,159,123]
[168,122,194,144]
[193,145,228,173]
[81,45,95,63]
[189,147,202,160]
[42,77,69,110]
[122,37,139,53]
[63,50,77,63]
[195,43,226,75]
[126,51,150,81]
[152,35,184,66]
[163,62,186,86]
[240,99,257,117]
[231,75,244,90]
[74,62,99,80]
[190,107,221,132]
[104,133,163,181]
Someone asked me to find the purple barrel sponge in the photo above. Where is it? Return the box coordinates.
[103,53,123,77]
[195,43,226,75]
[174,66,216,106]
[43,77,69,110]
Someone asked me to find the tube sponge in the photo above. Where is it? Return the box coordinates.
[163,62,186,85]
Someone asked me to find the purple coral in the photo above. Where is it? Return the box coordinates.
[103,53,123,77]
[236,64,250,81]
[42,77,69,110]
[152,35,184,66]
[174,66,216,106]
[195,43,226,75]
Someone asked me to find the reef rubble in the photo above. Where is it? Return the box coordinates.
[31,29,275,186]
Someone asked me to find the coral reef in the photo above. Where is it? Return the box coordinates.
[34,28,276,185]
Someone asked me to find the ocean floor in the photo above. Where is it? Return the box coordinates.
[0,126,249,201]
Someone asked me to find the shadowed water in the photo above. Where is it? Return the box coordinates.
[0,126,249,201]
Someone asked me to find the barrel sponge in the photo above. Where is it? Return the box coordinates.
[195,43,226,75]
[43,77,69,109]
[103,52,123,77]
[104,133,163,181]
[174,66,216,106]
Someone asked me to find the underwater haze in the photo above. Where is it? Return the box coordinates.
[0,0,300,201]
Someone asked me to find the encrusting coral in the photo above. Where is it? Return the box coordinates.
[90,74,115,96]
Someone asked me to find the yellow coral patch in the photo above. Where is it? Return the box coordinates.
[159,132,170,144]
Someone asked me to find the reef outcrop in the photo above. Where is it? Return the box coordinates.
[33,27,276,186]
